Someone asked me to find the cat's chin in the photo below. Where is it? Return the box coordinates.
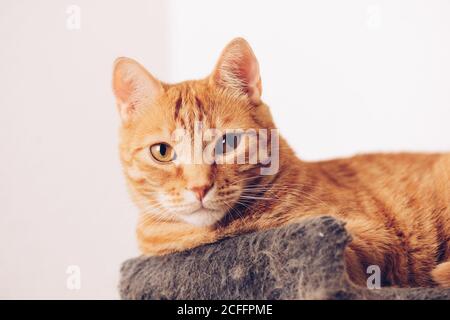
[178,208,225,227]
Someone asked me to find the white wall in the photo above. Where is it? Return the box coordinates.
[0,0,169,299]
[1,0,449,299]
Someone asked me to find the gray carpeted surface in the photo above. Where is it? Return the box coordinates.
[119,216,450,300]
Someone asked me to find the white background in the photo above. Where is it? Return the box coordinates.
[1,0,449,299]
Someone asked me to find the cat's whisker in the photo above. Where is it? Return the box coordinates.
[240,183,331,207]
[242,189,330,208]
[228,175,260,186]
[239,195,275,201]
[221,199,252,230]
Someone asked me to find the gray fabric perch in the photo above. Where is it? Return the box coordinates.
[119,216,450,300]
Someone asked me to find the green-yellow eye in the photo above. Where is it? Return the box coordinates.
[150,143,176,163]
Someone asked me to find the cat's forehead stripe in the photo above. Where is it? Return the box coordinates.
[172,85,210,129]
[195,96,204,121]
[174,96,182,122]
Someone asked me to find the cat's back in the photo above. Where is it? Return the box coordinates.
[320,152,449,188]
[313,152,449,214]
[353,152,449,194]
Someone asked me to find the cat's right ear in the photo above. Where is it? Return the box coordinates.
[112,57,163,124]
[210,38,262,105]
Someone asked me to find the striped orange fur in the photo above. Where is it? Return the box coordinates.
[112,38,450,288]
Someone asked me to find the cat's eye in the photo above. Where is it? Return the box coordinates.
[150,143,176,163]
[217,133,243,154]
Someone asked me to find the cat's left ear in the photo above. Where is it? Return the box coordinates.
[210,38,262,105]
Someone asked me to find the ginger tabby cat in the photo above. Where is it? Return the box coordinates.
[112,38,450,288]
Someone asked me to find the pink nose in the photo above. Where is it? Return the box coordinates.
[190,184,213,201]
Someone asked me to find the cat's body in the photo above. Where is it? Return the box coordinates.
[113,38,450,288]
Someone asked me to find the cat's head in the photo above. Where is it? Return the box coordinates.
[112,38,279,227]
